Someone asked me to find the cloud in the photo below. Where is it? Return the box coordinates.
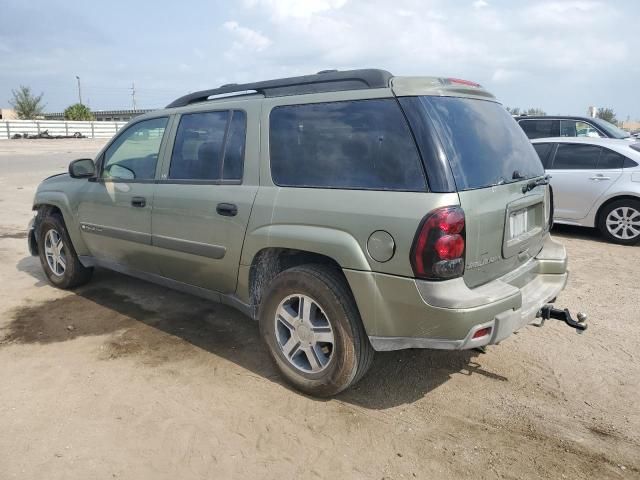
[0,0,637,118]
[244,0,347,19]
[223,21,272,52]
[491,68,522,83]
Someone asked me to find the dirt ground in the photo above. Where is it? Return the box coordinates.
[0,139,638,480]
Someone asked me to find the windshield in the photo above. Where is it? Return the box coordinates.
[591,118,630,139]
[416,96,545,190]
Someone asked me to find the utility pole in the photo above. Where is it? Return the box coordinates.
[131,81,137,111]
[75,76,83,105]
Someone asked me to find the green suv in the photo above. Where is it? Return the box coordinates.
[28,69,577,396]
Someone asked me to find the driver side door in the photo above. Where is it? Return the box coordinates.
[77,116,170,273]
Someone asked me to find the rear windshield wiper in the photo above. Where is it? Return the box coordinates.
[522,174,551,194]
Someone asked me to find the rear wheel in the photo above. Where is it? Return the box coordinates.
[598,199,640,245]
[259,264,374,397]
[38,214,93,288]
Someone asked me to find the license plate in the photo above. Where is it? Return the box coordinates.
[509,209,529,239]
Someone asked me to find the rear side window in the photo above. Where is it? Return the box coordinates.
[551,144,600,169]
[169,110,246,181]
[624,158,638,168]
[533,143,554,168]
[519,119,560,139]
[269,99,426,191]
[597,148,624,169]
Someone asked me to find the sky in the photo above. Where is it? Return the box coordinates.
[1,0,638,119]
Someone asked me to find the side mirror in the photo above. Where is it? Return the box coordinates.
[69,158,96,179]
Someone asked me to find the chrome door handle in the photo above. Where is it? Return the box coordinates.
[589,176,610,181]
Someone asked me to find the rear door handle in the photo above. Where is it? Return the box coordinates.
[589,175,611,181]
[216,203,238,217]
[131,196,146,207]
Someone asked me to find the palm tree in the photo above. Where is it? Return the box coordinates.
[10,86,45,119]
[64,103,94,121]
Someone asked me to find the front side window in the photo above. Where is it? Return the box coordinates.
[519,119,560,139]
[103,117,168,180]
[168,110,246,181]
[560,120,603,138]
[551,144,600,170]
[269,99,426,191]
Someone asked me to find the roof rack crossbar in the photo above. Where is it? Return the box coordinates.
[166,69,393,108]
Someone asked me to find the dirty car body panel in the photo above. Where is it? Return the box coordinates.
[30,69,571,360]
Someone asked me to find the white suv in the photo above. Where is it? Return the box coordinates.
[532,137,640,244]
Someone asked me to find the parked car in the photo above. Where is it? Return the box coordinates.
[516,115,632,140]
[532,137,640,244]
[28,69,580,396]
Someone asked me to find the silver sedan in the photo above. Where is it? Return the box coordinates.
[531,137,640,245]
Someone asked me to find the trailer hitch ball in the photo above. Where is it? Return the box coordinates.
[537,305,588,332]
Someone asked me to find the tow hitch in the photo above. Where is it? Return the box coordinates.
[536,305,588,333]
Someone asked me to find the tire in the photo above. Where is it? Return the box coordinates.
[258,264,374,397]
[38,213,93,289]
[597,199,640,245]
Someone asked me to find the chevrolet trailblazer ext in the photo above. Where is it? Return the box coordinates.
[28,69,585,396]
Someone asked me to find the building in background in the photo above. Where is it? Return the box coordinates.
[621,120,640,133]
[0,108,17,120]
[43,109,153,122]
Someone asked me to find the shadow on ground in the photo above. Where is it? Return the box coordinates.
[8,256,507,409]
[551,223,639,247]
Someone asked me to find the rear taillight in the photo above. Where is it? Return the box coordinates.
[410,206,465,280]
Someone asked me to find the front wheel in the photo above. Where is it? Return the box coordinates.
[38,214,93,289]
[259,264,374,397]
[598,199,640,245]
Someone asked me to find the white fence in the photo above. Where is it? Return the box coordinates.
[0,119,128,139]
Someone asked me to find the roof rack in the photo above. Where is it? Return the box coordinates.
[166,69,393,108]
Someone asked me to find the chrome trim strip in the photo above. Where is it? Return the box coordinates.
[80,223,151,245]
[152,235,227,259]
[369,320,496,352]
[369,336,463,351]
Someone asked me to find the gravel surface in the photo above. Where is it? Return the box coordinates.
[0,139,638,479]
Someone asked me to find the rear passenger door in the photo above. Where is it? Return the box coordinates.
[547,143,622,220]
[151,104,259,293]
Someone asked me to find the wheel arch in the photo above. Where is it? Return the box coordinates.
[594,194,640,227]
[247,247,351,309]
[32,193,90,256]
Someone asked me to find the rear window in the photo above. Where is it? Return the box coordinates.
[269,99,426,191]
[417,97,545,190]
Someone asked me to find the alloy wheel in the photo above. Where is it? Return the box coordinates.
[274,294,335,374]
[606,207,640,240]
[44,229,66,276]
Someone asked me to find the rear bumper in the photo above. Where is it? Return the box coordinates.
[345,235,569,351]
